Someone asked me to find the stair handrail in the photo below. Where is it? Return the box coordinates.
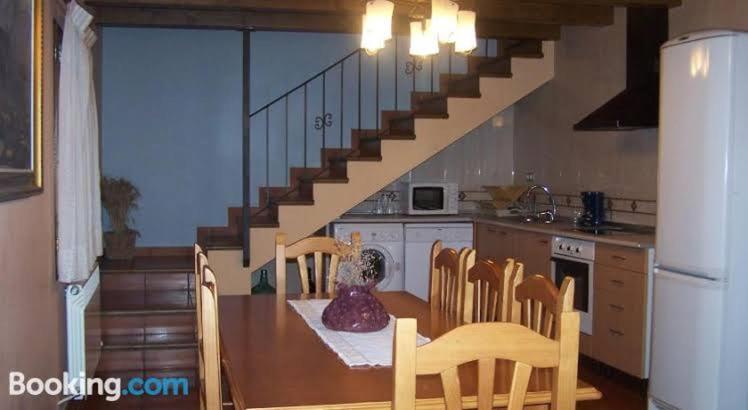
[249,48,362,118]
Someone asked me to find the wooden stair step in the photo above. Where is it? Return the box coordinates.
[440,74,481,98]
[410,92,449,115]
[102,311,196,340]
[101,271,194,293]
[259,186,313,206]
[322,148,382,164]
[101,290,195,312]
[467,56,513,77]
[503,39,544,58]
[98,347,197,372]
[100,255,192,274]
[197,230,243,249]
[102,335,197,350]
[69,380,199,409]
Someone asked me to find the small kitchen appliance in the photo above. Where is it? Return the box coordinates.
[580,191,605,228]
[400,182,459,215]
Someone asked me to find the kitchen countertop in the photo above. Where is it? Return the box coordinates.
[334,213,656,249]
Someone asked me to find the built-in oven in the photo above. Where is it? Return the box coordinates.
[551,236,595,335]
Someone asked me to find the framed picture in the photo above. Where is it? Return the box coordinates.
[0,0,44,202]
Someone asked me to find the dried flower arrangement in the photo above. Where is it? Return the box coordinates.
[334,239,380,287]
[100,176,140,259]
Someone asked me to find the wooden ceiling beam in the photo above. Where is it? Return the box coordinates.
[87,0,614,26]
[94,7,562,39]
[515,0,680,7]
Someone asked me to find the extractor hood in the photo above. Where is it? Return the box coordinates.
[574,8,668,131]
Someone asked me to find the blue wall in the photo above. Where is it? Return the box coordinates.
[102,28,243,246]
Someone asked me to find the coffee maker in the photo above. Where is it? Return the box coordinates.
[580,191,605,228]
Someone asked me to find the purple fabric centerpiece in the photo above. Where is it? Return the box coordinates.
[321,283,390,332]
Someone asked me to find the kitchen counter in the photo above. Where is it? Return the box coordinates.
[335,214,475,224]
[334,212,655,249]
[474,214,655,249]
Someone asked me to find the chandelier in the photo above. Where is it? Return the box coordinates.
[360,0,477,57]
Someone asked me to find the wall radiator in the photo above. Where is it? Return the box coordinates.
[65,267,102,390]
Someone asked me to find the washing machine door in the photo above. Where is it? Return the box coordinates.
[359,244,401,291]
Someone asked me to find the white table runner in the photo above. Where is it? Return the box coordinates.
[288,299,430,367]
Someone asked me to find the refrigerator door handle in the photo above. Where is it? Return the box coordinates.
[654,267,725,288]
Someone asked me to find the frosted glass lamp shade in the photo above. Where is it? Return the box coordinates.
[361,13,385,55]
[410,20,439,57]
[454,10,477,54]
[360,0,394,54]
[431,0,458,43]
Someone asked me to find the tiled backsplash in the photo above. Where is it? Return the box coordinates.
[513,9,659,226]
[351,186,657,227]
[535,193,657,226]
[348,107,515,213]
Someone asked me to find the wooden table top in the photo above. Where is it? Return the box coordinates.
[219,292,602,410]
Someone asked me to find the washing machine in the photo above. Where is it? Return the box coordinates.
[332,223,405,292]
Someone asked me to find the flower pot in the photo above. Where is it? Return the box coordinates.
[321,283,390,332]
[104,230,137,260]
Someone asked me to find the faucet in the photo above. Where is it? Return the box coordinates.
[522,185,557,224]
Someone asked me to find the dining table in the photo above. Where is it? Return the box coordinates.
[219,291,602,410]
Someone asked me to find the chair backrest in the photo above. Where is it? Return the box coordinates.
[200,265,222,409]
[392,311,580,410]
[462,257,519,324]
[275,232,361,295]
[511,274,574,339]
[429,241,472,317]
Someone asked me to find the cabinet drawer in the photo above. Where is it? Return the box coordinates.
[595,263,646,300]
[596,243,648,273]
[593,288,645,376]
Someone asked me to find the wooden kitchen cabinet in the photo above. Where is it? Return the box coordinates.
[475,223,514,263]
[582,243,651,378]
[514,230,552,277]
[475,223,552,277]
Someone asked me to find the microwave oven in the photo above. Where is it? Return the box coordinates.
[400,182,459,215]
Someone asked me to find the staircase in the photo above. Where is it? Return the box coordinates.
[198,39,555,275]
[76,254,200,408]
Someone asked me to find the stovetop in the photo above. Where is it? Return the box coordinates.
[568,222,655,236]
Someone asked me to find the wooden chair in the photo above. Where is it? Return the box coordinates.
[392,307,580,410]
[462,257,520,324]
[511,274,574,339]
[274,232,361,295]
[429,241,472,317]
[200,265,222,410]
[194,244,209,402]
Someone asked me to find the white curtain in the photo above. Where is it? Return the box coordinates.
[57,1,102,284]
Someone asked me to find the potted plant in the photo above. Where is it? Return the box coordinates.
[101,176,140,260]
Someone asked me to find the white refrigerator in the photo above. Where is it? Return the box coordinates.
[649,31,748,410]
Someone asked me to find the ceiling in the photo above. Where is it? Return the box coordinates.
[87,0,680,39]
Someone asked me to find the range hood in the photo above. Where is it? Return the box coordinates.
[574,8,668,131]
